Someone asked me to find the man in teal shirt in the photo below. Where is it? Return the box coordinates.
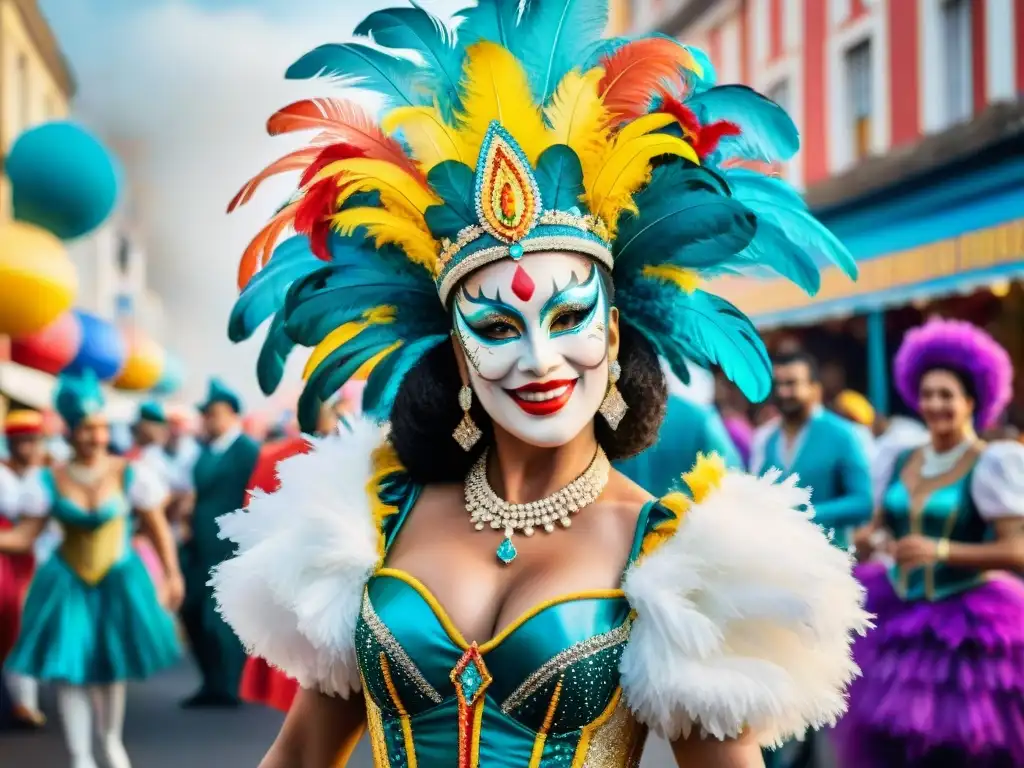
[750,352,871,768]
[616,391,742,497]
[179,379,260,708]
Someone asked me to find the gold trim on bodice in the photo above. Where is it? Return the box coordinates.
[59,516,127,585]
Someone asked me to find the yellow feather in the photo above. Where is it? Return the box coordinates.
[585,134,700,235]
[381,106,470,170]
[311,158,440,215]
[458,42,551,164]
[544,68,611,184]
[330,207,439,272]
[641,264,702,293]
[682,452,727,503]
[302,306,397,380]
[614,113,678,145]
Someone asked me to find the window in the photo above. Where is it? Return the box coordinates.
[941,0,972,125]
[116,236,132,275]
[845,40,872,161]
[16,53,30,131]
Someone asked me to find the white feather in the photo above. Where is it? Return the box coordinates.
[209,417,386,698]
[619,468,872,747]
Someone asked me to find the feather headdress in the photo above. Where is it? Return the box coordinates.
[228,0,856,430]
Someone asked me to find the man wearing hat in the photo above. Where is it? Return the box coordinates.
[178,378,259,708]
[0,409,47,728]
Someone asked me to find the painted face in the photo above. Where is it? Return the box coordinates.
[453,251,611,447]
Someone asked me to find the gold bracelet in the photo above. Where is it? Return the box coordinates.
[936,538,951,562]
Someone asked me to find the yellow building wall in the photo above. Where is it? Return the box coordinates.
[0,0,71,219]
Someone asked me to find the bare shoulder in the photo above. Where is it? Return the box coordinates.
[591,469,656,539]
[412,482,462,512]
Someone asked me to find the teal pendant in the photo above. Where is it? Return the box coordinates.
[496,536,517,564]
[509,243,524,259]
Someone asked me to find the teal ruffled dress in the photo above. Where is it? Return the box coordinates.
[5,466,180,685]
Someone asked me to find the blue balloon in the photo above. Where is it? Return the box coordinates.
[65,310,127,381]
[6,121,121,240]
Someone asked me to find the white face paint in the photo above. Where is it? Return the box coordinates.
[453,251,611,448]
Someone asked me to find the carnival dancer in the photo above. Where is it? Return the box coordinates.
[178,378,259,708]
[0,409,47,728]
[238,400,340,712]
[837,318,1024,767]
[750,351,873,552]
[0,373,182,768]
[207,3,871,766]
[617,390,742,496]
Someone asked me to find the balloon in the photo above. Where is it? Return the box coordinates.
[6,121,121,240]
[152,353,184,396]
[0,221,76,335]
[11,311,82,374]
[65,310,126,381]
[114,330,165,391]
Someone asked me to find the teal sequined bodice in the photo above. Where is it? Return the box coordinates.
[883,447,987,601]
[353,491,670,768]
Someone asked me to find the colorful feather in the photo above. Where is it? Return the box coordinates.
[599,37,700,122]
[286,43,427,108]
[353,4,463,115]
[455,0,524,51]
[544,68,610,181]
[458,42,551,164]
[330,207,438,272]
[517,0,609,103]
[237,200,300,290]
[688,85,799,163]
[423,160,476,237]
[534,145,586,212]
[381,105,471,169]
[228,147,321,213]
[586,133,699,233]
[256,313,296,396]
[309,158,440,217]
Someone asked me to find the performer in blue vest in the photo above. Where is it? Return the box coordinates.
[750,351,873,551]
[179,378,260,708]
[616,391,742,497]
[837,319,1024,767]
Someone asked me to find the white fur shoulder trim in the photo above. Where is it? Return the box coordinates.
[620,469,871,747]
[210,417,386,698]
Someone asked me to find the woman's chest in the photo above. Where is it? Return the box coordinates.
[883,473,984,542]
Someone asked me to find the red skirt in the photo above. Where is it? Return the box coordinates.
[240,656,299,712]
[0,518,35,660]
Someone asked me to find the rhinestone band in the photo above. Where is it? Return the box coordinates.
[361,593,443,704]
[465,447,610,539]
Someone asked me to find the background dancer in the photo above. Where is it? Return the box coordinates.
[841,318,1024,767]
[0,373,182,768]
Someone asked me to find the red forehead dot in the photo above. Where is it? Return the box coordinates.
[511,265,535,302]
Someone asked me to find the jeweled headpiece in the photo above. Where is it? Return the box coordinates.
[227,0,856,431]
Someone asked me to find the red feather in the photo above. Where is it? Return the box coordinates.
[693,120,741,159]
[299,143,365,188]
[599,38,696,122]
[655,92,701,138]
[227,147,321,213]
[655,89,741,160]
[237,200,300,290]
[293,179,342,262]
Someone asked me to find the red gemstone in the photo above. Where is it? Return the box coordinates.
[499,182,516,220]
[511,265,535,302]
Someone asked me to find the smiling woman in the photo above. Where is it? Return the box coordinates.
[211,2,869,767]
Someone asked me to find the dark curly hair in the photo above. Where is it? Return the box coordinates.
[389,321,667,485]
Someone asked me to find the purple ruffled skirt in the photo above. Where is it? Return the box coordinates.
[833,562,1024,767]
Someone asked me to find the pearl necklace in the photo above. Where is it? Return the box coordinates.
[465,447,611,564]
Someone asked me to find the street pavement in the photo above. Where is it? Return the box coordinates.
[1,661,677,767]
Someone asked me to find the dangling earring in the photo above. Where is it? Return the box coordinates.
[599,360,628,430]
[453,384,482,451]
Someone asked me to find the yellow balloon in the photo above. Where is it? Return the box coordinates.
[0,221,77,336]
[114,333,165,391]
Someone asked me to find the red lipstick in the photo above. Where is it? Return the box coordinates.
[506,379,577,416]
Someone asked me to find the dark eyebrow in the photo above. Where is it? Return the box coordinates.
[539,265,600,321]
[458,284,527,325]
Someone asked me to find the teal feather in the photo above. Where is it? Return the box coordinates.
[517,0,609,102]
[534,145,585,211]
[424,160,476,238]
[684,45,717,92]
[255,313,295,396]
[362,333,449,419]
[688,85,799,162]
[620,283,771,402]
[55,371,105,429]
[298,325,398,431]
[353,4,463,116]
[455,0,524,51]
[582,35,629,68]
[286,43,426,107]
[723,169,857,280]
[228,236,321,343]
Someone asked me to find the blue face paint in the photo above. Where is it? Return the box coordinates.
[540,266,602,338]
[454,286,527,346]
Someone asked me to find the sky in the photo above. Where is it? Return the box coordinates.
[36,0,463,408]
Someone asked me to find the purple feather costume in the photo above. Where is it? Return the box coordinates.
[833,319,1024,767]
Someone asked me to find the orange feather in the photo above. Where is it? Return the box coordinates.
[599,38,699,123]
[227,147,321,213]
[237,200,300,290]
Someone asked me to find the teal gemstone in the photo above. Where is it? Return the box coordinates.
[459,664,482,702]
[509,243,524,259]
[496,536,517,564]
